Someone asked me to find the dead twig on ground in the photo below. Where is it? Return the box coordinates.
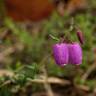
[0,43,24,62]
[81,62,96,83]
[42,65,54,96]
[81,50,96,83]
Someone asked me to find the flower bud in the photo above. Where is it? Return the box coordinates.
[76,31,84,44]
[68,43,82,65]
[53,43,69,66]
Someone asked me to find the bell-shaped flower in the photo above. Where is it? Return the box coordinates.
[68,43,82,65]
[53,43,69,66]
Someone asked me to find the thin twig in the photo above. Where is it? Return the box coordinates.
[27,77,70,85]
[0,70,14,77]
[75,84,90,92]
[42,65,54,96]
[0,43,24,62]
[0,28,9,40]
[0,80,11,88]
[81,63,96,83]
[81,51,96,83]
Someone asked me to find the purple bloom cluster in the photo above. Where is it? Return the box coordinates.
[53,42,82,66]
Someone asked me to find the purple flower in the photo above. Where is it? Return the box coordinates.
[53,43,69,66]
[68,43,82,65]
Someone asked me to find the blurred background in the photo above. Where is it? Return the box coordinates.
[0,0,96,96]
